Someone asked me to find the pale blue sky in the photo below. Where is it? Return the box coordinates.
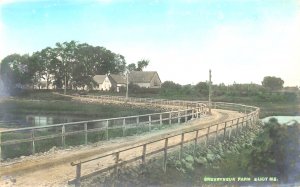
[1,0,299,86]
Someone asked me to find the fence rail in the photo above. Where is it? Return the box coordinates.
[68,101,259,186]
[0,95,207,160]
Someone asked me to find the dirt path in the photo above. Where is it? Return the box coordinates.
[0,108,244,187]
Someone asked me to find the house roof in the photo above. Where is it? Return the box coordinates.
[109,74,126,84]
[128,71,158,83]
[93,75,106,84]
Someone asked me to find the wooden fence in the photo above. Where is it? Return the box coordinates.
[0,96,207,160]
[68,102,260,186]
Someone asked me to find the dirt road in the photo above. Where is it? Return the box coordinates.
[0,109,244,187]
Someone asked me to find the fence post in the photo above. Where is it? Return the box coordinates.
[123,118,126,137]
[205,126,210,146]
[84,123,87,145]
[214,124,219,144]
[236,118,240,136]
[0,132,1,160]
[163,138,168,173]
[148,115,151,132]
[62,125,65,148]
[160,114,162,125]
[223,122,227,140]
[193,130,199,159]
[115,152,120,175]
[169,112,172,125]
[228,120,233,139]
[179,133,184,160]
[241,117,245,131]
[185,110,187,122]
[137,116,139,124]
[32,129,35,154]
[177,111,181,124]
[142,144,146,165]
[75,162,81,187]
[106,120,109,140]
[191,109,194,119]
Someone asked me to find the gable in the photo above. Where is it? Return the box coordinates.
[93,75,106,84]
[128,71,158,83]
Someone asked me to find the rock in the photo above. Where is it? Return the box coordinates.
[20,156,26,159]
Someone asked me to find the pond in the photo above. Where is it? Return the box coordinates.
[262,116,300,125]
[0,113,94,128]
[0,99,159,129]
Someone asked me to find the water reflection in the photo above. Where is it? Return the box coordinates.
[262,116,300,125]
[0,113,92,128]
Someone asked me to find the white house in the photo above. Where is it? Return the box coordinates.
[93,71,161,91]
[93,74,126,92]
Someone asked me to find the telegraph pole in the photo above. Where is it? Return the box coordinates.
[208,69,212,114]
[126,71,129,100]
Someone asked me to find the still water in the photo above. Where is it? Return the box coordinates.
[0,113,94,128]
[262,116,300,125]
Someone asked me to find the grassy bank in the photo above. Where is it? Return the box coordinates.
[3,90,299,118]
[84,119,300,186]
[88,90,300,118]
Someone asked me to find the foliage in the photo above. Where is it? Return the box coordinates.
[194,82,209,96]
[0,41,129,93]
[126,59,149,72]
[247,118,299,181]
[262,76,284,91]
[158,79,297,104]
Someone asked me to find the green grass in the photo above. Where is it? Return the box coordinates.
[0,98,160,118]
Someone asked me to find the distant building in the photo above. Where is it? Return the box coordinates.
[93,74,126,92]
[93,71,162,91]
[33,74,56,90]
[128,71,161,88]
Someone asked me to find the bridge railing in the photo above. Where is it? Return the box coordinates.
[0,97,207,160]
[68,102,259,186]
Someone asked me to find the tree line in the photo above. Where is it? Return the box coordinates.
[159,77,298,102]
[0,41,149,93]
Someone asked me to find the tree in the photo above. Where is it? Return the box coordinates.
[1,41,128,92]
[0,54,32,91]
[262,76,284,91]
[194,82,209,96]
[127,63,136,72]
[126,59,149,72]
[136,59,149,71]
[160,81,182,96]
[29,47,55,89]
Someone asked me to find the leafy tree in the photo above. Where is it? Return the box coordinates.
[29,47,55,89]
[1,41,129,92]
[127,63,136,72]
[126,59,149,71]
[0,54,32,90]
[160,81,182,96]
[262,76,284,91]
[136,59,149,71]
[194,82,209,96]
[248,118,299,181]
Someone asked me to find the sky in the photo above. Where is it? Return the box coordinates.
[0,0,299,86]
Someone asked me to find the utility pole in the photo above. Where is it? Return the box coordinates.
[64,73,67,95]
[208,69,212,114]
[126,71,129,100]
